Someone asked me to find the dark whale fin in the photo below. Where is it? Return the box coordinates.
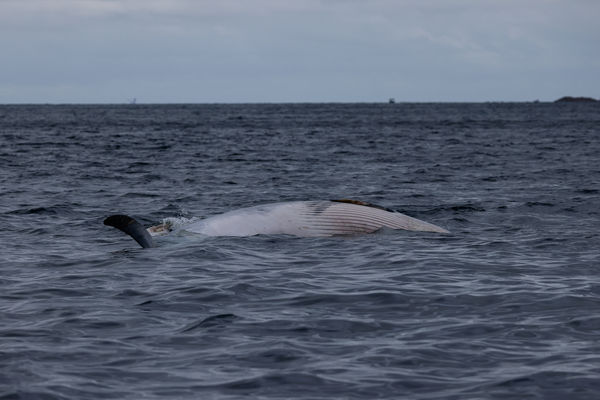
[104,215,155,248]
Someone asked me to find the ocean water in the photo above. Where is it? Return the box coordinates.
[1,102,599,399]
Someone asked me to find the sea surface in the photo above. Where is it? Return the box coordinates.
[1,102,599,399]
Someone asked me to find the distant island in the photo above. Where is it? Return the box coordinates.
[554,96,598,103]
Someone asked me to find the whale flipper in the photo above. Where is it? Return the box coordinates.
[104,215,155,248]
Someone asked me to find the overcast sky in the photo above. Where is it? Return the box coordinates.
[1,0,598,103]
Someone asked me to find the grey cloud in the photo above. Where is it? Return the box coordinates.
[1,0,598,102]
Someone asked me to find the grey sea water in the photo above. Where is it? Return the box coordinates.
[1,103,599,399]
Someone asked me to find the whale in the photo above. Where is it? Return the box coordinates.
[104,199,449,248]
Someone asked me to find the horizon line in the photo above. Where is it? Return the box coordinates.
[1,98,596,106]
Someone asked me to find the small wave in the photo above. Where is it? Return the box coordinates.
[525,201,554,207]
[179,313,238,332]
[6,204,76,215]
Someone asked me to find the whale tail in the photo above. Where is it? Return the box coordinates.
[104,215,155,248]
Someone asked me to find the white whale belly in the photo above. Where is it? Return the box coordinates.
[184,201,448,237]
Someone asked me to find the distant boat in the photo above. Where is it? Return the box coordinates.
[388,98,395,104]
[129,98,137,105]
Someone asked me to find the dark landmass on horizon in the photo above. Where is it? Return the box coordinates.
[555,96,598,103]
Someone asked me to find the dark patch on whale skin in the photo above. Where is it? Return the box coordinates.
[331,199,396,213]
